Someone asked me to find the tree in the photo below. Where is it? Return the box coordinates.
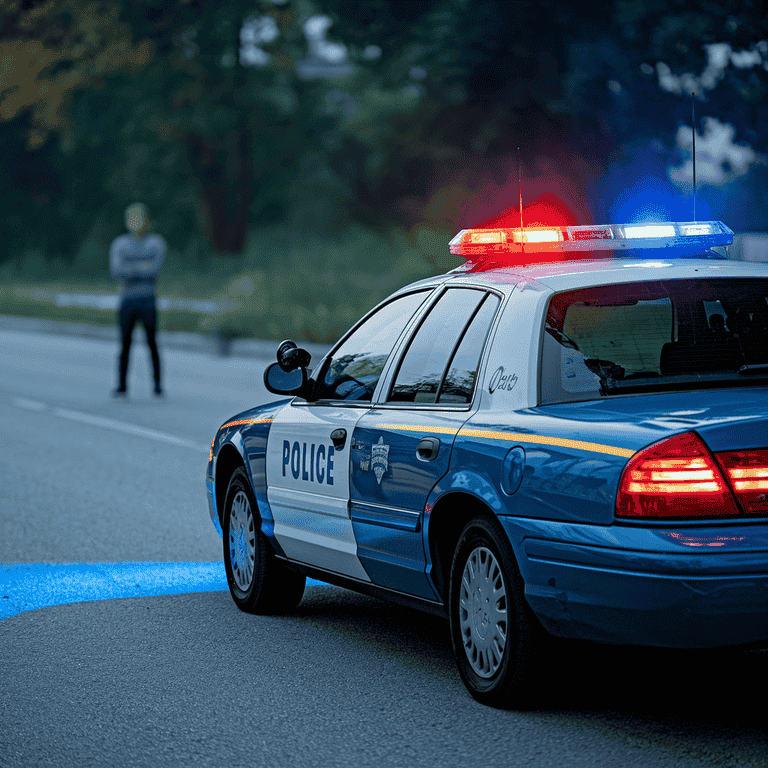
[320,0,768,231]
[563,1,768,229]
[112,0,350,254]
[318,0,608,235]
[0,0,153,150]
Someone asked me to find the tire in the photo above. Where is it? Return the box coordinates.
[448,515,548,708]
[222,467,305,614]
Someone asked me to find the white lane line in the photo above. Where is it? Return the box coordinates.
[13,398,47,411]
[52,407,209,453]
[12,397,210,453]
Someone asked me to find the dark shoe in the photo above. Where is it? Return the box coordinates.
[153,385,163,397]
[112,387,127,398]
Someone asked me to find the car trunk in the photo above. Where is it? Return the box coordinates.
[539,387,768,518]
[541,387,767,450]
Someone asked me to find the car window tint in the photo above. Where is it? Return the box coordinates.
[388,288,486,404]
[316,290,430,402]
[541,278,768,404]
[438,294,500,404]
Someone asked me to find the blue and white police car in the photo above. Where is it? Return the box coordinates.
[206,220,768,707]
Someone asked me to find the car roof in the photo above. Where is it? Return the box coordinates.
[442,256,768,294]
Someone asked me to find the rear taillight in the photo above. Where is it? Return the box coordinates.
[616,431,741,519]
[715,449,768,515]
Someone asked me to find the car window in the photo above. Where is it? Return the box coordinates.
[314,290,430,402]
[438,293,500,404]
[541,278,768,404]
[387,288,488,404]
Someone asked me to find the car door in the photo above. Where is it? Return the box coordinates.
[351,287,502,599]
[266,289,433,582]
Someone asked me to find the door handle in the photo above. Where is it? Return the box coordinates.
[331,428,347,450]
[416,436,440,461]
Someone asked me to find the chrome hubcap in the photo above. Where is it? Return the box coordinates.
[229,490,255,591]
[459,546,507,678]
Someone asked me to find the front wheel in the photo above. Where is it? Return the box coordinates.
[222,467,305,614]
[448,515,548,708]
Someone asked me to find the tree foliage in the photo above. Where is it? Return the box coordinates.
[0,0,153,150]
[0,0,767,271]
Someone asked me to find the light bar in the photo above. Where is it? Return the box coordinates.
[449,220,734,261]
[469,230,506,244]
[679,223,715,236]
[623,224,676,239]
[513,229,562,243]
[570,225,614,241]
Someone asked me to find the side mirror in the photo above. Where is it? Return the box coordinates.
[277,339,311,371]
[264,362,309,395]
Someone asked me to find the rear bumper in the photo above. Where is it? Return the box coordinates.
[499,517,768,648]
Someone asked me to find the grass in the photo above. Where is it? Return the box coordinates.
[0,224,453,343]
[0,283,205,334]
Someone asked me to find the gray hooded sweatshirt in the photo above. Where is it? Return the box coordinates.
[109,233,167,301]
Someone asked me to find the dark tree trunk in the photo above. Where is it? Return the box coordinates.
[184,14,254,256]
[186,127,252,255]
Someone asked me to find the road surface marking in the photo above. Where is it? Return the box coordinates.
[52,407,209,452]
[13,397,47,411]
[12,397,209,452]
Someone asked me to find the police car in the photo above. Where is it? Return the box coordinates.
[206,220,768,708]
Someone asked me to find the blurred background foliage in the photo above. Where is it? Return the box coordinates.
[1,0,766,341]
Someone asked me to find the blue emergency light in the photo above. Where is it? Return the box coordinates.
[449,221,734,263]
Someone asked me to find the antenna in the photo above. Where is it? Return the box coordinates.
[518,146,524,252]
[691,92,697,223]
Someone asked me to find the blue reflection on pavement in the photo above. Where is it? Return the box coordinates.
[0,562,325,620]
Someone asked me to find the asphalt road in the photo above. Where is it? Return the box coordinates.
[2,325,768,767]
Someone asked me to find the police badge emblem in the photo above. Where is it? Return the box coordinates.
[371,436,390,484]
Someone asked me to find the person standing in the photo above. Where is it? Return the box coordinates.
[109,203,166,397]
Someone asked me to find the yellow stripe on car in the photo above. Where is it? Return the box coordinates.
[458,429,635,458]
[372,424,461,435]
[372,423,634,458]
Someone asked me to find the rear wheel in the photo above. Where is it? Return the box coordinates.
[448,515,548,708]
[222,467,305,614]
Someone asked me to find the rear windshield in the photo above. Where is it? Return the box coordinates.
[541,278,768,403]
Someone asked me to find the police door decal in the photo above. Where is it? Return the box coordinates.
[266,405,371,581]
[370,436,390,483]
[281,440,337,486]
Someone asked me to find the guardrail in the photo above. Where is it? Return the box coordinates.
[0,313,332,361]
[30,291,237,313]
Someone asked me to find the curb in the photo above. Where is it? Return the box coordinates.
[0,314,332,362]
